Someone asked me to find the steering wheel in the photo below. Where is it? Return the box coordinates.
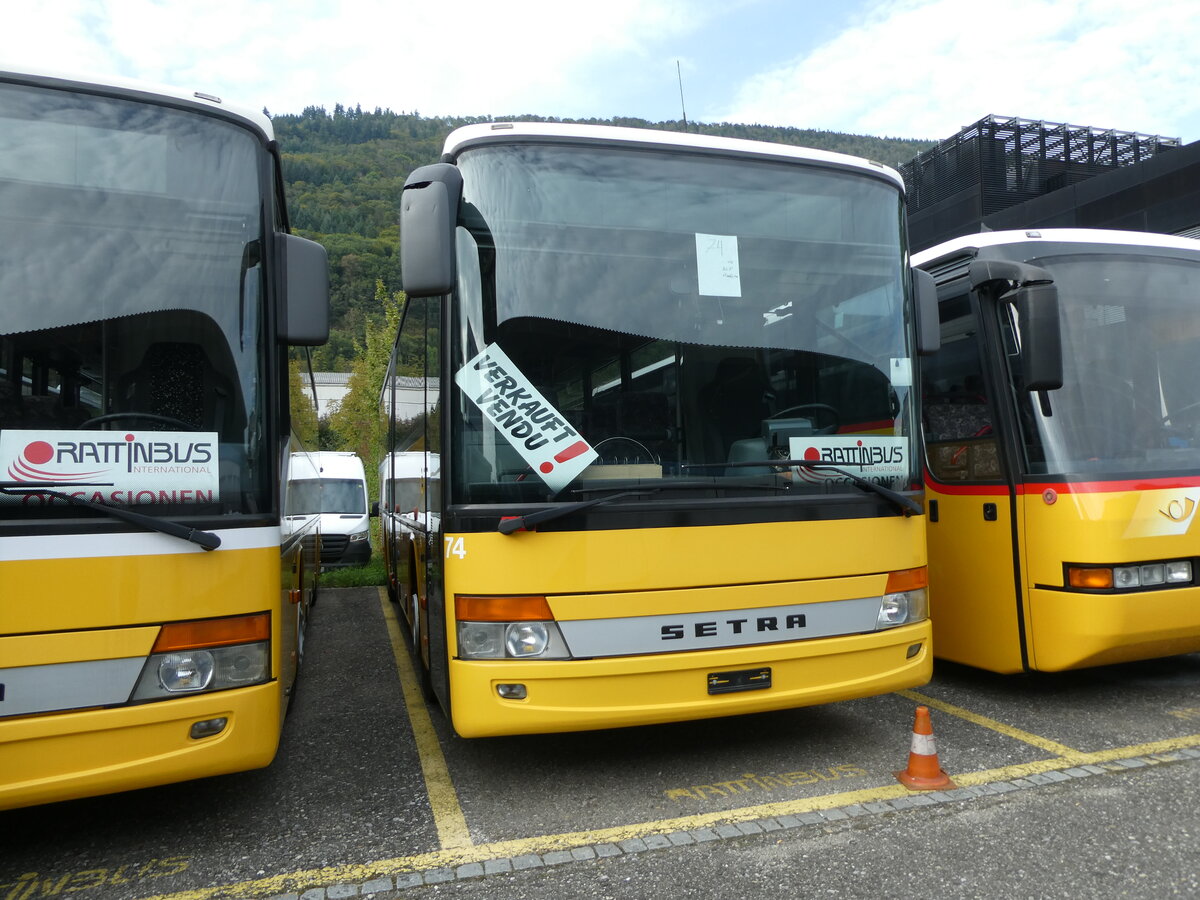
[593,436,658,465]
[768,403,840,431]
[82,411,198,431]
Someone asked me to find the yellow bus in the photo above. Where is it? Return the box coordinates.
[383,122,941,737]
[0,67,329,809]
[915,229,1200,672]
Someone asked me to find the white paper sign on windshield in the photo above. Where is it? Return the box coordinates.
[0,429,220,504]
[695,233,742,297]
[455,344,598,493]
[788,435,908,485]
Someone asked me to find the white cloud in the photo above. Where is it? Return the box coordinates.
[11,0,1193,140]
[5,0,711,117]
[717,0,1200,141]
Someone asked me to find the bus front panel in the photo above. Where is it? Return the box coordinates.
[1022,480,1200,670]
[0,534,287,810]
[441,516,929,738]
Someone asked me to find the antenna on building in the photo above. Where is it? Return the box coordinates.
[676,60,689,132]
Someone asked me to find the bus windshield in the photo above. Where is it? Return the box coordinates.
[1013,252,1200,476]
[449,142,916,505]
[0,80,270,519]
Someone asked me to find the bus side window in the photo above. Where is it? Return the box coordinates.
[922,305,999,482]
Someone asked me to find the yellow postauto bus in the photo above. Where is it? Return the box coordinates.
[383,122,941,737]
[915,229,1200,672]
[0,67,329,809]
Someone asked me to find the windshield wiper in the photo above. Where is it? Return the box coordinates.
[0,482,222,550]
[715,460,924,516]
[498,489,658,535]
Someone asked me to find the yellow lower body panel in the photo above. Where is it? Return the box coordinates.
[1029,586,1200,671]
[0,684,281,811]
[448,622,931,738]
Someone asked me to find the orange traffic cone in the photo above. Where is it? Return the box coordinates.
[895,705,956,790]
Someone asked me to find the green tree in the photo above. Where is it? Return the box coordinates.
[288,355,319,448]
[326,280,404,498]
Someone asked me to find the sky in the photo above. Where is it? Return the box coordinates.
[6,0,1200,143]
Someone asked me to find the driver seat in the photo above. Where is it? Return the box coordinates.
[700,356,772,462]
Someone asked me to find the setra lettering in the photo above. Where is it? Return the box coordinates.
[659,614,807,641]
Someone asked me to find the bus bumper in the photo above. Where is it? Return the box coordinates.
[0,683,281,811]
[447,622,931,738]
[1028,585,1200,671]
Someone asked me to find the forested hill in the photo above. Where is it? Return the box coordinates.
[272,106,935,371]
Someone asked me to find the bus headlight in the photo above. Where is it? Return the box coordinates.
[454,594,572,659]
[158,651,215,692]
[506,622,549,657]
[876,568,929,629]
[459,622,504,658]
[130,614,272,701]
[1068,559,1193,591]
[877,590,928,628]
[214,642,271,685]
[134,642,270,699]
[457,621,569,659]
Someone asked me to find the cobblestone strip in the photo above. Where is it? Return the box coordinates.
[264,749,1199,899]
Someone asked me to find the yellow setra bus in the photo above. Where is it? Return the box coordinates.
[915,229,1200,672]
[0,67,329,809]
[382,122,941,737]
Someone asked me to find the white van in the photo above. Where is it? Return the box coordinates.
[289,451,372,568]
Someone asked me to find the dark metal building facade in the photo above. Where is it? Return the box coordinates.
[900,115,1198,252]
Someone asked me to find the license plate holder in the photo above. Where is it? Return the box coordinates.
[708,667,771,695]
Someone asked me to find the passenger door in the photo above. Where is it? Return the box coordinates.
[922,289,1026,672]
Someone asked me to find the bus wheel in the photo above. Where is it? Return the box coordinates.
[411,591,436,701]
[297,600,308,671]
[286,600,308,715]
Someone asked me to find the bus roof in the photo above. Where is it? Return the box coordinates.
[913,228,1200,269]
[0,64,274,140]
[441,122,905,191]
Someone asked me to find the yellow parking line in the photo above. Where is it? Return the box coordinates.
[899,688,1086,761]
[143,728,1200,900]
[956,732,1200,786]
[136,632,1200,900]
[378,588,473,850]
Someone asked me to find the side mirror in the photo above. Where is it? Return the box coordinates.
[1014,281,1063,391]
[400,163,463,297]
[969,259,1063,392]
[370,501,380,517]
[280,234,330,346]
[912,267,940,355]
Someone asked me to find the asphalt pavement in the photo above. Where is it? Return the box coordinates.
[3,585,1199,900]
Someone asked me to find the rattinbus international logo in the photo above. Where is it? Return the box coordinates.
[789,436,908,484]
[0,430,221,505]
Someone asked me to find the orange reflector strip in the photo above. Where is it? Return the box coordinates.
[1068,567,1114,589]
[153,613,271,652]
[455,595,553,622]
[885,566,928,593]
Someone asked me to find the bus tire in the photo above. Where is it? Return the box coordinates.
[411,590,437,701]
